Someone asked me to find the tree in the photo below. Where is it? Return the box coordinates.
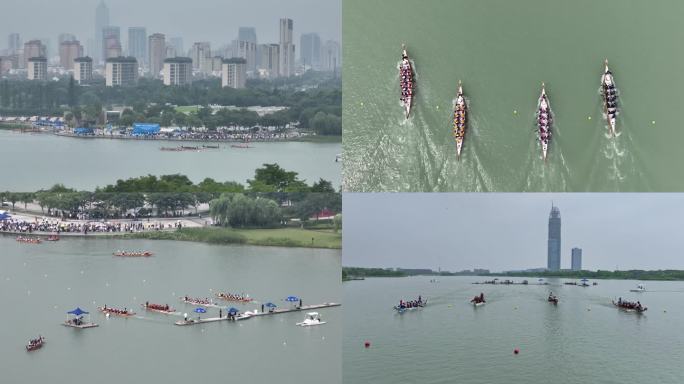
[247,164,308,193]
[311,179,336,193]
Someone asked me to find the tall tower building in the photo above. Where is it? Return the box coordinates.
[300,33,321,70]
[94,0,110,64]
[148,33,166,77]
[278,18,295,77]
[571,248,582,271]
[191,42,211,73]
[258,44,279,78]
[238,27,257,44]
[59,40,83,70]
[128,27,147,65]
[232,40,257,73]
[547,205,561,271]
[102,26,121,60]
[321,40,340,72]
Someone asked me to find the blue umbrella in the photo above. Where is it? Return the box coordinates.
[194,307,206,314]
[264,302,277,308]
[286,296,299,302]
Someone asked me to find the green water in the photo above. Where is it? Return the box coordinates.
[0,131,342,191]
[343,0,684,191]
[0,236,341,384]
[343,276,684,383]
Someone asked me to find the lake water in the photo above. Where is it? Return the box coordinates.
[343,0,684,191]
[0,236,341,384]
[0,130,341,190]
[343,276,684,383]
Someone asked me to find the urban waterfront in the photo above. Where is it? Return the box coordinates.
[343,0,684,191]
[343,276,684,384]
[0,130,341,190]
[0,235,341,384]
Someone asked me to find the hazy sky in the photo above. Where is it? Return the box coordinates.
[1,0,340,52]
[343,193,684,272]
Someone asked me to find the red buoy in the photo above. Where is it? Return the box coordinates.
[514,348,520,355]
[364,341,371,348]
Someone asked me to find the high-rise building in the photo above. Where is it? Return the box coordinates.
[59,40,83,70]
[258,43,279,78]
[279,18,295,77]
[321,40,340,72]
[105,56,138,86]
[27,56,47,80]
[8,33,21,54]
[211,56,224,73]
[74,57,93,84]
[547,205,561,271]
[232,40,257,73]
[238,27,257,44]
[58,33,77,44]
[23,40,46,68]
[300,33,321,70]
[221,58,246,89]
[169,37,183,56]
[191,42,211,73]
[102,26,121,60]
[163,57,192,86]
[128,27,147,65]
[94,0,110,64]
[148,33,166,77]
[571,248,582,271]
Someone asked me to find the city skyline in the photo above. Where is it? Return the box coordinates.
[343,193,684,271]
[0,0,340,55]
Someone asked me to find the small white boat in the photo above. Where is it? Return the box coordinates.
[473,301,485,307]
[601,59,618,137]
[296,312,326,327]
[629,284,646,293]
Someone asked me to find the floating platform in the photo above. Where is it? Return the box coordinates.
[173,303,341,326]
[62,322,99,329]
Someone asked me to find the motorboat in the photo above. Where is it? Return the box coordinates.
[296,312,326,326]
[629,284,646,293]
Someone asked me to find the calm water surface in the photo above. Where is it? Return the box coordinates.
[343,0,684,191]
[0,236,341,384]
[344,276,684,383]
[0,131,341,190]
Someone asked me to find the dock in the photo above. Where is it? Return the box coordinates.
[174,302,341,326]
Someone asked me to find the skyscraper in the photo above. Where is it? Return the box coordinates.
[321,40,340,72]
[547,205,561,271]
[258,43,279,78]
[23,40,46,68]
[59,40,83,70]
[221,58,247,89]
[163,57,192,86]
[232,40,257,73]
[191,42,211,73]
[105,56,138,86]
[571,248,582,271]
[94,0,110,64]
[8,33,21,54]
[300,33,321,70]
[102,26,121,60]
[279,18,295,77]
[148,33,166,77]
[128,27,147,65]
[238,27,257,44]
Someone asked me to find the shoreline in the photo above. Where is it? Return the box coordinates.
[51,131,341,144]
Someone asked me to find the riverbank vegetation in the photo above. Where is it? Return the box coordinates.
[126,227,341,249]
[342,267,407,281]
[0,72,341,136]
[491,270,684,281]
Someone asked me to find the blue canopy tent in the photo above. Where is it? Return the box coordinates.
[264,302,277,313]
[286,296,301,308]
[132,123,160,136]
[67,307,89,316]
[0,212,11,220]
[73,127,94,135]
[194,307,206,314]
[228,307,239,315]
